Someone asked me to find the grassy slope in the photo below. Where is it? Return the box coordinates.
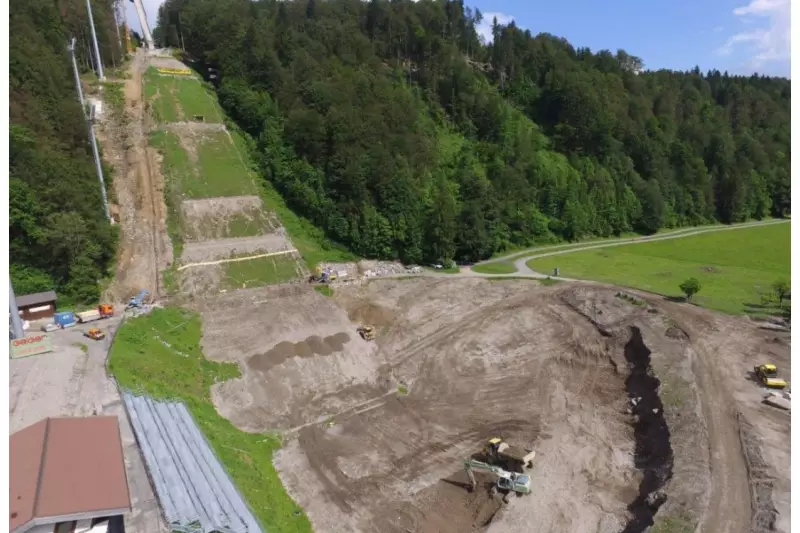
[193,131,258,198]
[527,223,790,314]
[223,255,300,289]
[144,68,221,123]
[108,308,312,533]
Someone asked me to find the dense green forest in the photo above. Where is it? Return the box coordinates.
[10,0,123,303]
[157,0,790,264]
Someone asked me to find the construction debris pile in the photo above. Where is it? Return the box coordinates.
[313,260,423,285]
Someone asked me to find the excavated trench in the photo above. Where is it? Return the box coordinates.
[620,326,674,533]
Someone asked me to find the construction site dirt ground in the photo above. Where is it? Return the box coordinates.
[192,277,790,533]
[96,48,173,304]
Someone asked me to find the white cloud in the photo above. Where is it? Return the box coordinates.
[717,0,790,70]
[475,12,515,44]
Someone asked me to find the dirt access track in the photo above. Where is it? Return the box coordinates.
[193,277,789,533]
[96,49,173,303]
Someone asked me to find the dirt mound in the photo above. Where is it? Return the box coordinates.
[347,302,397,327]
[665,325,689,340]
[180,195,280,242]
[738,415,778,533]
[249,333,352,372]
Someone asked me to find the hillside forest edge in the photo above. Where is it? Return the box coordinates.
[10,0,791,304]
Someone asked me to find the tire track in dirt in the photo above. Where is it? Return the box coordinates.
[692,342,751,533]
[105,49,172,302]
[655,310,751,533]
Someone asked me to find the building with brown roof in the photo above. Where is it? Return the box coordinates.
[10,417,132,533]
[14,291,58,321]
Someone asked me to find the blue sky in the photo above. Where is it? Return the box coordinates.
[472,0,790,77]
[129,0,790,77]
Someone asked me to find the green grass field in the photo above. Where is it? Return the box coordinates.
[150,130,257,199]
[527,223,790,315]
[144,68,221,123]
[195,131,258,197]
[108,308,312,533]
[314,284,334,297]
[471,262,517,274]
[223,254,300,289]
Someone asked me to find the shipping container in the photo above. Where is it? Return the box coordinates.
[54,311,76,328]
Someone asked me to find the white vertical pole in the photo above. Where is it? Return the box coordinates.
[9,280,25,340]
[86,0,105,80]
[88,105,112,222]
[67,38,86,115]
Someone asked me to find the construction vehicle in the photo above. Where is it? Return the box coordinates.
[358,325,376,341]
[77,309,102,324]
[483,438,536,473]
[99,304,114,318]
[753,364,788,389]
[127,290,149,310]
[85,328,105,341]
[463,459,531,500]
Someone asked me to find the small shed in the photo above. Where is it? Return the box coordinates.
[16,291,57,321]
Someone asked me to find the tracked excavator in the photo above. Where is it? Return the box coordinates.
[463,459,531,502]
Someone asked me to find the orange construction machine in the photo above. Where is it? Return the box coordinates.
[99,304,114,318]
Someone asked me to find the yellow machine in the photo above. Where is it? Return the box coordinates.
[358,325,376,341]
[85,328,106,341]
[753,364,787,389]
[484,438,536,473]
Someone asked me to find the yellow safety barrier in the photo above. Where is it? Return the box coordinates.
[157,68,193,75]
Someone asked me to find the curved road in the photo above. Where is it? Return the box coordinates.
[427,219,788,281]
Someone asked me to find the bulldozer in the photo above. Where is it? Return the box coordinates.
[753,364,788,389]
[463,459,531,502]
[483,438,536,473]
[358,325,376,341]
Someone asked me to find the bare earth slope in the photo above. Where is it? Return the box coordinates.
[99,49,173,302]
[190,276,788,533]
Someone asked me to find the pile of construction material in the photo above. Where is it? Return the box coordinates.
[763,390,791,411]
[361,260,421,277]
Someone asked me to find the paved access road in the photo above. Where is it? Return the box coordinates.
[9,317,168,533]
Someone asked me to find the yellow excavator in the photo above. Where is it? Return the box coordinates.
[358,325,376,341]
[483,438,536,473]
[753,364,788,389]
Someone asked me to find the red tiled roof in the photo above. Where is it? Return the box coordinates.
[10,417,131,532]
